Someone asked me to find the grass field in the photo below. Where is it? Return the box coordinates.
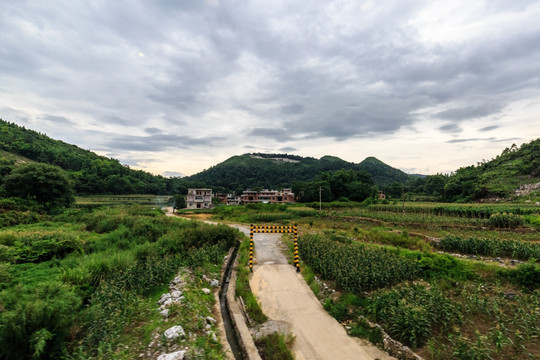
[75,194,172,208]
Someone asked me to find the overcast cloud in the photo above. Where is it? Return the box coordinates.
[1,0,539,176]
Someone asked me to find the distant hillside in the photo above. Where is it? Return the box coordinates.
[187,153,412,192]
[472,139,540,199]
[408,138,540,201]
[0,119,177,195]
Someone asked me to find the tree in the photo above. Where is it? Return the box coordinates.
[172,194,186,211]
[3,163,75,208]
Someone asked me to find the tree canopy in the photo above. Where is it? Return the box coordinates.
[3,163,75,208]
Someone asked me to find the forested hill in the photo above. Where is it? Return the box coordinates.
[408,138,540,201]
[186,153,412,192]
[0,119,176,194]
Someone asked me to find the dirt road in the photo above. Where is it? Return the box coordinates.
[247,228,394,360]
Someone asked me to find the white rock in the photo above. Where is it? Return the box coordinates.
[161,299,173,308]
[160,309,169,318]
[202,288,211,295]
[210,331,218,342]
[158,293,172,305]
[163,325,185,340]
[206,316,216,324]
[210,279,219,287]
[157,350,186,360]
[172,298,183,305]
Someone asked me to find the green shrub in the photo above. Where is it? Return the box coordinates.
[0,244,15,263]
[0,262,13,287]
[13,233,83,263]
[0,281,81,359]
[255,332,295,360]
[502,262,540,290]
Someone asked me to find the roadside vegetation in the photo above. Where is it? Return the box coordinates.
[0,204,241,359]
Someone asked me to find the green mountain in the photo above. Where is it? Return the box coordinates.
[0,119,176,195]
[408,138,540,201]
[187,153,412,192]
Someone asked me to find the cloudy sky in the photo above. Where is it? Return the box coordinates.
[1,1,539,177]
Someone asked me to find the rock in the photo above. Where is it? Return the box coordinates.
[160,299,173,309]
[206,316,216,324]
[164,325,185,340]
[158,293,172,305]
[157,350,186,360]
[210,331,218,342]
[172,297,184,305]
[171,290,182,298]
[210,279,219,287]
[160,309,170,318]
[202,288,211,295]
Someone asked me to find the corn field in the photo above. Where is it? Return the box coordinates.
[437,235,540,260]
[298,234,419,293]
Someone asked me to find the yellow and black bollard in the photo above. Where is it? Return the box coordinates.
[249,224,254,272]
[249,224,300,272]
[293,225,300,272]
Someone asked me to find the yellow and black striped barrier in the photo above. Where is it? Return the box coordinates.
[249,224,299,272]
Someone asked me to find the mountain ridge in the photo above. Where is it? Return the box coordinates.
[186,152,412,192]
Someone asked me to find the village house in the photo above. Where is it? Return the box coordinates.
[241,189,295,204]
[215,193,242,206]
[186,188,213,209]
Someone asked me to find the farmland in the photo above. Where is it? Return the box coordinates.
[212,201,540,359]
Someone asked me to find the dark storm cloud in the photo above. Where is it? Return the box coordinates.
[281,104,305,115]
[41,115,75,127]
[446,137,520,144]
[1,0,539,168]
[479,125,500,132]
[280,147,297,152]
[249,128,290,138]
[435,104,503,121]
[145,127,163,135]
[439,123,462,133]
[105,133,224,151]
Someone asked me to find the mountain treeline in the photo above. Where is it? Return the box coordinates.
[0,119,195,195]
[186,153,411,194]
[292,168,377,202]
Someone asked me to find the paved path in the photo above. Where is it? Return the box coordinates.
[247,228,394,360]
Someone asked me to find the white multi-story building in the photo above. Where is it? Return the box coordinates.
[186,188,213,209]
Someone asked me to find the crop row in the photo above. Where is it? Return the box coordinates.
[437,235,540,261]
[367,204,538,218]
[298,234,419,293]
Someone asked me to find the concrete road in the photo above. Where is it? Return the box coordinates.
[247,228,394,360]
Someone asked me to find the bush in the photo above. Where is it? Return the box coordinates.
[0,281,81,359]
[255,332,295,360]
[515,263,540,289]
[13,233,84,263]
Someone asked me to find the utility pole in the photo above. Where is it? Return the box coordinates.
[319,186,322,211]
[402,183,405,214]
